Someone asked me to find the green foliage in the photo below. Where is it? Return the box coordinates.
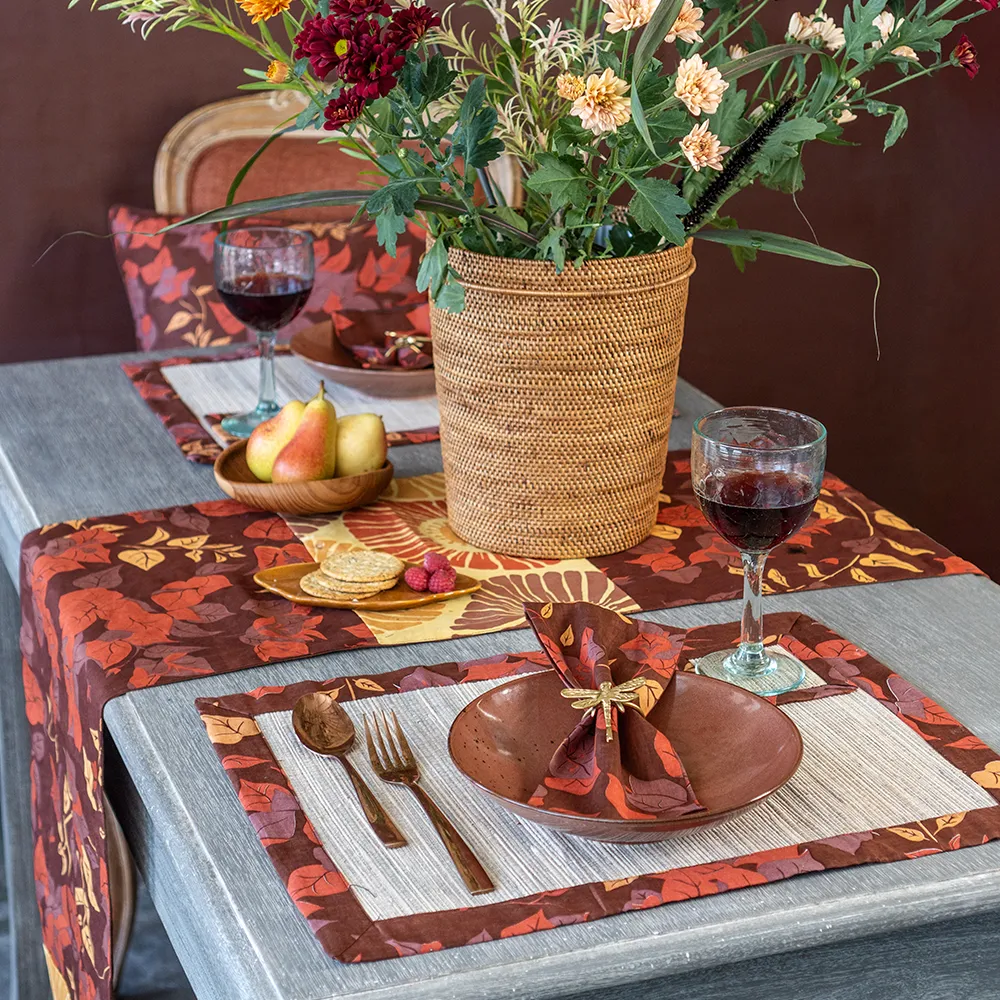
[92,0,983,308]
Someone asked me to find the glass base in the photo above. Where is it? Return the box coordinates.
[694,647,805,697]
[220,401,280,439]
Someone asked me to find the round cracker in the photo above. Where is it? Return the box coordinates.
[300,571,380,601]
[318,575,397,595]
[320,550,404,584]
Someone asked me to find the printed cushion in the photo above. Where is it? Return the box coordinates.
[109,205,429,351]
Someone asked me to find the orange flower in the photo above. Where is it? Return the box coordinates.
[238,0,292,23]
[678,121,730,172]
[557,72,586,100]
[665,0,705,43]
[266,60,290,82]
[674,54,728,117]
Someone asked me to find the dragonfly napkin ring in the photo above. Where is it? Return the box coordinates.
[560,678,647,742]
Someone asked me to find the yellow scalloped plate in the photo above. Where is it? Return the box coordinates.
[253,562,481,610]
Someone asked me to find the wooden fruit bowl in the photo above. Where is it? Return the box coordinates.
[213,439,393,515]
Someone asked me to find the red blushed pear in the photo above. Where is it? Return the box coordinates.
[271,382,338,483]
[246,399,306,482]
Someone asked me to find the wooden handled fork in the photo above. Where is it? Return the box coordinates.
[364,709,495,895]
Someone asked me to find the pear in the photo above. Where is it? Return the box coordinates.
[245,399,306,482]
[271,382,338,483]
[335,413,388,477]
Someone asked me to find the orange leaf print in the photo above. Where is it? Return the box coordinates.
[255,543,312,571]
[22,659,45,726]
[202,715,261,744]
[814,638,866,660]
[151,574,230,620]
[946,735,991,751]
[287,864,349,900]
[222,755,270,770]
[500,910,555,938]
[243,517,295,541]
[237,780,288,812]
[604,772,656,820]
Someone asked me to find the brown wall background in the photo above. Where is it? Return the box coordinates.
[3,3,998,575]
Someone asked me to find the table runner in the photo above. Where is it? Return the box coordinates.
[123,350,441,463]
[19,464,982,1000]
[195,612,1000,962]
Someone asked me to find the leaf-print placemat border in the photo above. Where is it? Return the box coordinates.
[197,612,1000,964]
[122,350,441,464]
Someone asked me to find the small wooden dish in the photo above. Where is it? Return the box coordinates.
[290,321,436,399]
[254,562,481,610]
[213,439,394,515]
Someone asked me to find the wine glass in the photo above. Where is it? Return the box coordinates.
[215,227,315,438]
[691,407,827,696]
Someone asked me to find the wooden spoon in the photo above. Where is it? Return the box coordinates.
[293,692,407,849]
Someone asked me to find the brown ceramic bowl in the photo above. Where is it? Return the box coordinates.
[448,670,802,843]
[290,321,436,399]
[213,438,394,516]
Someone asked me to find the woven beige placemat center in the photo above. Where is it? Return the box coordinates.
[254,658,994,921]
[161,354,439,444]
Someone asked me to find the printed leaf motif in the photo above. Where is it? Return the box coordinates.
[287,864,349,900]
[850,566,877,583]
[767,568,789,588]
[634,677,664,716]
[946,735,990,751]
[874,509,916,531]
[167,535,210,549]
[560,624,574,646]
[887,826,927,843]
[222,755,270,769]
[934,813,966,834]
[800,563,822,579]
[972,761,1000,788]
[500,910,556,938]
[118,549,166,571]
[649,524,682,540]
[886,539,934,557]
[202,715,261,744]
[813,500,845,522]
[603,877,638,891]
[353,678,384,692]
[140,527,171,546]
[859,553,920,573]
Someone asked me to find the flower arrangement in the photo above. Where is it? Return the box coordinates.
[77,0,991,310]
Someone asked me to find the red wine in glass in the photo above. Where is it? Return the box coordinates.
[217,272,313,332]
[695,469,818,552]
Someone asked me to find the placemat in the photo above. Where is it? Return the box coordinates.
[197,612,1000,962]
[19,473,981,1000]
[280,454,982,646]
[123,350,441,463]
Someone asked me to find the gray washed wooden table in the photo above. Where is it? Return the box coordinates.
[2,349,1000,1000]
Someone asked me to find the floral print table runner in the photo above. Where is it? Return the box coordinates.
[19,457,981,1000]
[196,612,1000,963]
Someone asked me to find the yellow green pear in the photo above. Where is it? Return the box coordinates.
[335,413,387,477]
[245,399,306,482]
[271,382,338,483]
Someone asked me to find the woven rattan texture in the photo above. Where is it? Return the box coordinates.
[429,241,696,558]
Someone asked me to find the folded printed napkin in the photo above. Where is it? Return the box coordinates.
[336,305,433,369]
[524,602,705,821]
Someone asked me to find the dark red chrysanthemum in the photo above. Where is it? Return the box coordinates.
[975,0,997,11]
[294,14,356,80]
[953,34,980,78]
[330,0,392,15]
[344,39,406,97]
[385,5,441,46]
[323,86,366,130]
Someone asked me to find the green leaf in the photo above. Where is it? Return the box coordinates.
[717,43,815,82]
[628,178,690,246]
[693,228,872,268]
[843,0,887,64]
[758,116,826,166]
[451,76,504,171]
[630,0,685,151]
[420,53,458,103]
[805,52,843,116]
[434,273,466,312]
[537,228,567,272]
[707,88,748,148]
[865,100,908,149]
[523,154,592,211]
[416,239,448,297]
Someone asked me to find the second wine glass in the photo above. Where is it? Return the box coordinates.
[691,406,827,696]
[215,227,315,438]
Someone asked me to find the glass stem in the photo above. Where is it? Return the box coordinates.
[256,331,277,412]
[736,551,770,673]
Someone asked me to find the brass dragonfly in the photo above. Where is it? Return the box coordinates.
[560,677,648,742]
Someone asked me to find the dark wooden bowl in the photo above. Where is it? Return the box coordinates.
[213,438,394,515]
[290,321,436,399]
[448,670,802,843]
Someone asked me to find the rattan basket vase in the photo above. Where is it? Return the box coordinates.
[429,239,696,559]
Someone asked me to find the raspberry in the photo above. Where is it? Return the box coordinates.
[403,566,430,592]
[424,552,452,573]
[428,568,457,594]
